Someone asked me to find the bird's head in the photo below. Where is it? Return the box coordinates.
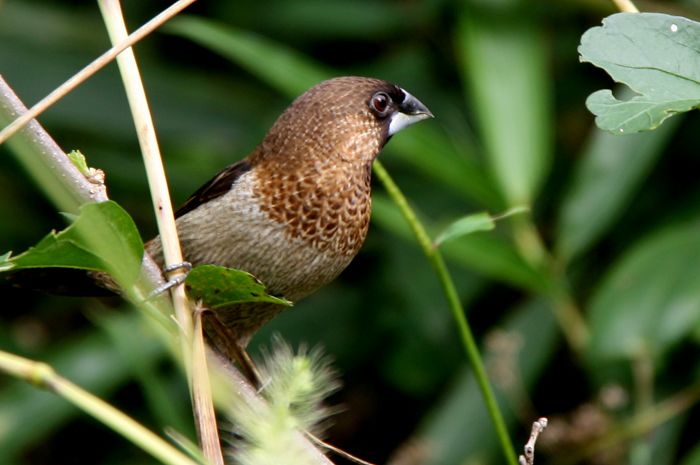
[256,76,433,167]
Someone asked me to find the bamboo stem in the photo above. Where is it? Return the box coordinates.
[96,2,222,463]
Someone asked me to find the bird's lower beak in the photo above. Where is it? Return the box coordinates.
[388,90,433,136]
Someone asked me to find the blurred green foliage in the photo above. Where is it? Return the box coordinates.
[3,1,700,464]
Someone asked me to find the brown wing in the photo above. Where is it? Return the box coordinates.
[175,158,252,218]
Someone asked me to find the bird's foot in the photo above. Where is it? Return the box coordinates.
[148,261,193,298]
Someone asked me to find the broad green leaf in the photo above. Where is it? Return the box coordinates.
[587,220,700,363]
[185,264,292,308]
[0,230,103,272]
[0,201,143,287]
[580,13,700,133]
[556,105,680,262]
[433,206,528,248]
[165,16,332,97]
[457,12,552,205]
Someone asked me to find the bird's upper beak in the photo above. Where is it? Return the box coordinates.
[388,90,434,136]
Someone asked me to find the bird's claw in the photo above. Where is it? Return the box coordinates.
[163,261,193,275]
[148,261,192,298]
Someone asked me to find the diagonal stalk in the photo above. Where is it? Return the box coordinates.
[0,350,200,465]
[97,2,222,463]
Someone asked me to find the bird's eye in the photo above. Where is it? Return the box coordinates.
[370,92,391,117]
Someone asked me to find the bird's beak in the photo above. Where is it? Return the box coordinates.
[388,90,434,136]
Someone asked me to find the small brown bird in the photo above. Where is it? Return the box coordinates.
[8,77,431,370]
[147,76,432,350]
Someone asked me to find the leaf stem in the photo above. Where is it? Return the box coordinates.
[373,160,518,465]
[0,351,200,465]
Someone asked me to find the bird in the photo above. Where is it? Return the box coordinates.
[11,76,433,369]
[146,76,432,355]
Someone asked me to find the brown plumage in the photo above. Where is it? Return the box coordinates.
[147,76,432,348]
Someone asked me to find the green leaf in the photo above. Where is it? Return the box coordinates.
[556,104,680,262]
[579,13,700,133]
[0,201,143,287]
[587,220,700,363]
[433,206,528,248]
[457,12,552,205]
[372,195,544,292]
[66,149,90,177]
[185,264,292,309]
[434,213,494,248]
[165,16,332,97]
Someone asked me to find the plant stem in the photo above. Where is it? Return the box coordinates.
[0,351,200,465]
[373,160,518,465]
[611,0,639,13]
[97,2,222,463]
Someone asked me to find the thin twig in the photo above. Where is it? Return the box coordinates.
[0,350,200,465]
[96,2,222,464]
[0,0,197,145]
[373,160,519,465]
[519,418,547,465]
[306,432,375,465]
